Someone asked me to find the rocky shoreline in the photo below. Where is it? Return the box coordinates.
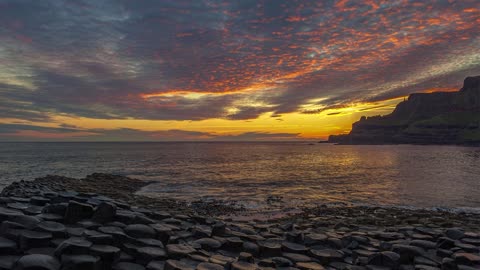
[0,174,479,270]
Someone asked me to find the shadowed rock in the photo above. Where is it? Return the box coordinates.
[13,254,60,270]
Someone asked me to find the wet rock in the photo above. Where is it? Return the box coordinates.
[282,242,308,254]
[309,249,343,264]
[10,215,41,229]
[24,206,43,215]
[436,249,453,258]
[0,255,21,270]
[282,252,312,262]
[92,202,117,224]
[146,261,165,270]
[192,225,212,238]
[367,251,400,268]
[98,226,127,245]
[36,221,66,237]
[196,262,224,270]
[89,244,121,268]
[136,238,165,248]
[259,241,282,257]
[446,229,464,240]
[64,201,94,224]
[295,261,326,270]
[164,259,194,270]
[13,254,60,270]
[42,204,67,216]
[54,237,92,256]
[243,241,259,256]
[414,256,438,267]
[113,262,146,270]
[125,224,156,239]
[0,235,18,253]
[231,261,258,270]
[392,244,425,263]
[211,222,226,236]
[209,254,235,267]
[452,252,480,266]
[30,197,50,206]
[167,244,196,259]
[437,238,456,249]
[19,230,53,250]
[0,207,23,221]
[8,203,30,211]
[37,213,63,222]
[136,246,167,263]
[238,252,254,263]
[410,240,436,250]
[83,230,113,245]
[304,234,328,246]
[60,254,101,270]
[193,238,222,251]
[441,258,458,270]
[271,256,294,267]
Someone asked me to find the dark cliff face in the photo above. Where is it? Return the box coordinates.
[329,76,480,145]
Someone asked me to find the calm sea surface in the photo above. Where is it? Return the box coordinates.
[1,142,479,211]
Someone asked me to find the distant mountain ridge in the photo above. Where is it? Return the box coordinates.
[329,76,480,145]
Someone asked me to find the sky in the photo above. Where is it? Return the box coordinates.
[0,0,479,141]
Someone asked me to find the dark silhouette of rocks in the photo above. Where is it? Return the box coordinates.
[0,174,479,269]
[329,76,480,145]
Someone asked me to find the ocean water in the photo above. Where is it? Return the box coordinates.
[1,142,479,211]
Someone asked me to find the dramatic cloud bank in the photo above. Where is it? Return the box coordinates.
[0,0,479,140]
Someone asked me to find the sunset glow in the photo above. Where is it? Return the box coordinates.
[0,0,479,141]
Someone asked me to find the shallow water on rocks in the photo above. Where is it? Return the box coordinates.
[1,142,480,211]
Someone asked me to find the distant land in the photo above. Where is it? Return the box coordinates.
[329,76,480,145]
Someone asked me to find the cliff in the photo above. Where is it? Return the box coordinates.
[329,76,480,145]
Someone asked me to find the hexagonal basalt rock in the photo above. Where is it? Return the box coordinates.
[309,249,343,264]
[92,202,117,224]
[196,262,224,270]
[64,201,94,224]
[0,207,23,221]
[54,237,92,257]
[124,224,156,239]
[166,244,196,259]
[231,261,258,270]
[36,221,66,237]
[60,254,101,270]
[89,244,121,267]
[367,251,400,268]
[295,261,326,270]
[452,252,480,266]
[282,242,309,254]
[19,230,53,250]
[258,241,282,257]
[113,262,146,270]
[13,254,61,270]
[193,238,222,251]
[136,246,167,264]
[164,259,194,270]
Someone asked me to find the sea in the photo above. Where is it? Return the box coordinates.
[1,142,479,212]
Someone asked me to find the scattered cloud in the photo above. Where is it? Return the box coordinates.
[0,124,304,141]
[0,0,479,140]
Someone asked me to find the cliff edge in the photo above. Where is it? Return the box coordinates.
[329,76,480,145]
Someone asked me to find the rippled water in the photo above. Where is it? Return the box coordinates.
[1,142,479,210]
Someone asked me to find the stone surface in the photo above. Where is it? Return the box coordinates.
[1,174,480,270]
[92,202,117,224]
[64,201,94,224]
[13,254,61,270]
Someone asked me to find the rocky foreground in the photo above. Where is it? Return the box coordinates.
[0,175,479,270]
